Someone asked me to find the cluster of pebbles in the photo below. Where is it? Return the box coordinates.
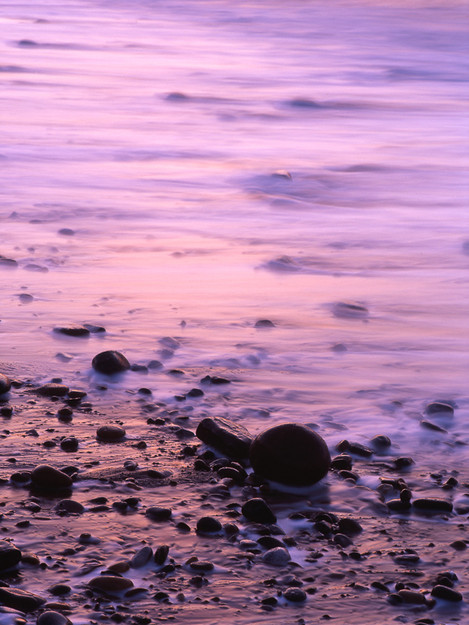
[0,351,466,624]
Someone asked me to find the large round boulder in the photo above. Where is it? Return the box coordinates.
[92,351,130,375]
[249,423,330,487]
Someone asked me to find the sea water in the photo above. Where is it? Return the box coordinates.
[1,0,468,475]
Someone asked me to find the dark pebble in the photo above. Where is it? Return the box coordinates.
[394,457,414,470]
[130,546,153,568]
[37,383,69,397]
[60,437,78,452]
[330,454,352,470]
[89,576,134,593]
[200,375,231,385]
[249,423,330,486]
[450,540,467,551]
[154,545,169,566]
[370,434,391,449]
[283,587,307,602]
[0,540,22,571]
[425,402,454,416]
[413,498,453,513]
[420,420,447,433]
[262,547,291,566]
[92,350,130,375]
[54,326,90,337]
[397,589,426,604]
[187,388,204,397]
[145,506,172,522]
[188,560,214,572]
[255,319,275,328]
[37,610,72,625]
[387,498,411,512]
[48,584,71,596]
[0,587,45,611]
[337,518,362,536]
[431,585,462,601]
[55,499,84,514]
[242,498,276,524]
[196,516,222,534]
[96,425,126,442]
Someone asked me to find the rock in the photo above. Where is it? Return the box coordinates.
[36,384,69,397]
[370,434,391,449]
[58,228,75,236]
[188,560,214,572]
[337,518,363,536]
[283,587,307,602]
[330,454,352,470]
[37,611,72,625]
[425,402,454,416]
[431,585,462,601]
[47,584,71,596]
[420,420,447,433]
[413,498,453,513]
[0,375,11,395]
[53,326,90,337]
[196,517,222,534]
[0,588,45,612]
[387,499,411,512]
[196,417,252,460]
[31,465,72,491]
[54,500,84,514]
[0,542,21,571]
[154,545,169,566]
[397,590,426,604]
[332,301,369,319]
[254,319,275,328]
[60,437,78,452]
[249,423,330,486]
[130,546,153,568]
[88,576,133,594]
[146,507,172,522]
[262,547,291,567]
[96,425,126,442]
[91,351,130,375]
[84,324,106,333]
[241,498,276,524]
[0,255,18,267]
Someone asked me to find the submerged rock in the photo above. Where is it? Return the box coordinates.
[54,326,90,337]
[36,383,69,397]
[196,416,252,460]
[249,423,330,486]
[88,576,133,594]
[92,351,130,375]
[37,611,72,625]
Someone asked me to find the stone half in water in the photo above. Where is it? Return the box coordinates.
[92,350,130,375]
[249,423,331,487]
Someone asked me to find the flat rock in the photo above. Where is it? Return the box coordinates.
[96,425,126,442]
[146,507,172,522]
[37,611,72,625]
[54,499,84,514]
[249,423,330,486]
[36,384,69,397]
[413,498,453,513]
[53,326,90,337]
[425,401,454,416]
[0,542,21,572]
[431,585,462,601]
[92,351,130,375]
[0,588,45,612]
[0,375,11,395]
[31,465,73,491]
[88,576,133,594]
[196,416,252,460]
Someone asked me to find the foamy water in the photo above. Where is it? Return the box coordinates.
[1,0,468,474]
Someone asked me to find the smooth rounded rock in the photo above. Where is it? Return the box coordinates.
[196,516,222,534]
[431,585,462,602]
[262,547,291,566]
[0,374,11,395]
[54,500,84,514]
[146,507,172,522]
[31,465,73,491]
[36,384,69,397]
[196,416,252,460]
[130,546,153,568]
[96,425,126,442]
[54,326,90,337]
[37,611,72,625]
[0,541,22,571]
[284,587,307,602]
[241,498,276,524]
[249,423,330,486]
[88,576,133,594]
[92,351,130,375]
[0,588,45,612]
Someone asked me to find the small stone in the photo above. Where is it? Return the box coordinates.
[413,498,453,513]
[249,423,330,487]
[187,388,204,398]
[394,457,414,470]
[387,498,411,512]
[146,507,172,522]
[54,499,84,514]
[31,465,72,491]
[92,351,130,375]
[54,326,90,337]
[58,228,75,236]
[0,541,22,571]
[450,540,467,551]
[83,324,106,333]
[262,547,291,566]
[188,560,214,572]
[370,434,391,449]
[242,498,276,524]
[332,301,368,319]
[397,589,426,604]
[48,584,71,596]
[196,517,222,534]
[131,546,153,568]
[154,545,169,566]
[60,437,78,452]
[0,374,11,395]
[36,383,69,397]
[337,518,362,536]
[37,610,72,625]
[196,416,252,460]
[420,420,447,433]
[89,576,134,594]
[283,587,307,602]
[425,402,454,416]
[330,454,352,470]
[96,425,126,442]
[431,585,462,602]
[0,587,45,612]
